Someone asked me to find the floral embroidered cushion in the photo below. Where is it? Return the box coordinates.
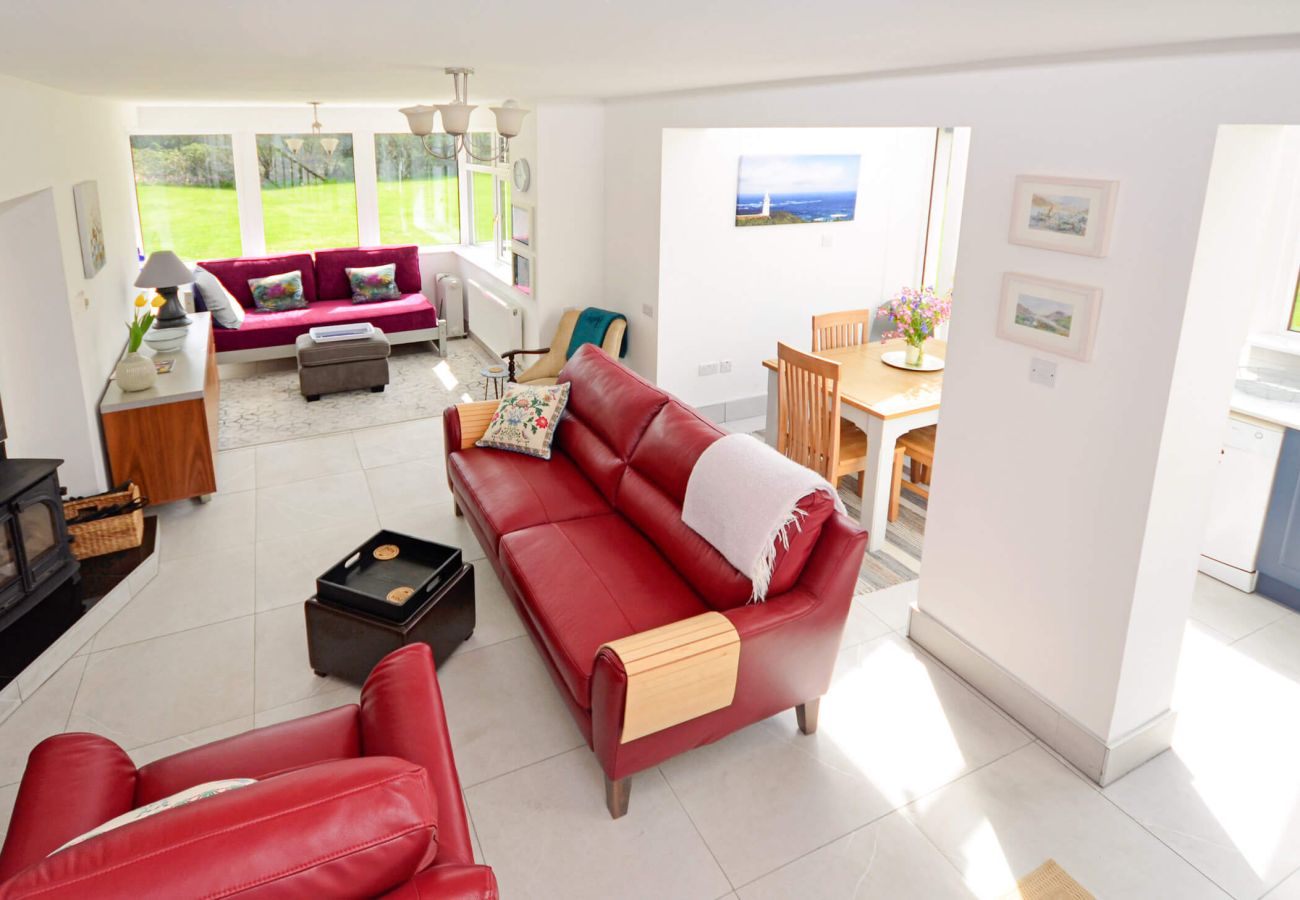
[247,270,307,312]
[476,383,571,460]
[346,263,402,304]
[51,779,257,855]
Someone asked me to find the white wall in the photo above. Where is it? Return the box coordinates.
[589,45,1300,744]
[656,127,936,407]
[0,74,138,494]
[533,102,607,348]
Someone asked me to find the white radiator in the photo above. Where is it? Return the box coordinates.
[465,279,523,359]
[436,274,465,338]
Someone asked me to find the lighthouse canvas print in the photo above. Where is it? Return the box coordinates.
[735,154,861,227]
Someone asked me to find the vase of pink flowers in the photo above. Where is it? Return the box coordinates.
[876,286,952,368]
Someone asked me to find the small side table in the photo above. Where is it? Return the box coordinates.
[305,562,475,683]
[480,365,509,399]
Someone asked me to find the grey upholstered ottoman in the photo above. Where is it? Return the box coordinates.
[296,330,391,401]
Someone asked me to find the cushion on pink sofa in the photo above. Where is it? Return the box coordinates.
[198,253,318,309]
[315,246,422,301]
[212,295,438,353]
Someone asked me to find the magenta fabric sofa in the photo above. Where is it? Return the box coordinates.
[195,245,444,362]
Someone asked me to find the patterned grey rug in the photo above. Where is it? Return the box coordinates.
[840,474,926,593]
[218,339,496,450]
[752,426,925,593]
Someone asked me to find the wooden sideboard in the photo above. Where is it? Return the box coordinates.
[100,313,219,506]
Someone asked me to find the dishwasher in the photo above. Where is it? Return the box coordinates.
[1200,414,1285,592]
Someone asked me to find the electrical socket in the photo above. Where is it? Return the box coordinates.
[698,362,719,377]
[1029,357,1058,388]
[641,303,654,319]
[719,360,732,374]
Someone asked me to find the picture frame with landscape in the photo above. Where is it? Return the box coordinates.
[735,154,861,227]
[1009,176,1117,257]
[997,272,1102,361]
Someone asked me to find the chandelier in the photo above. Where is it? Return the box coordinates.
[285,102,339,158]
[400,68,529,164]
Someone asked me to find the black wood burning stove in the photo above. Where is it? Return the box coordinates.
[0,460,79,634]
[0,393,79,636]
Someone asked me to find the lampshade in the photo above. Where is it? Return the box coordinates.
[319,136,340,157]
[490,101,529,139]
[400,104,436,136]
[436,102,476,136]
[135,250,194,288]
[284,137,304,155]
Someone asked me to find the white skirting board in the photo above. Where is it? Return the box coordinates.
[907,605,1176,786]
[1198,553,1258,592]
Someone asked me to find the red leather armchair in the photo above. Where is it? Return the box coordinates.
[0,644,496,899]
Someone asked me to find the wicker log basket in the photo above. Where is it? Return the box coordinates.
[63,483,145,560]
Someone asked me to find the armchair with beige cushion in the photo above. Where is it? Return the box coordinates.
[503,309,627,385]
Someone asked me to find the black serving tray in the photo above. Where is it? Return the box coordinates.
[317,530,463,623]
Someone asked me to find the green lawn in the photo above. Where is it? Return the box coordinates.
[136,175,499,261]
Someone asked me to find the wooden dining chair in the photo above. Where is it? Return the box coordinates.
[776,342,868,496]
[811,309,873,353]
[890,424,937,521]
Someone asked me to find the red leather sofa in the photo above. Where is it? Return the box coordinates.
[0,645,496,899]
[443,345,868,817]
[196,245,444,362]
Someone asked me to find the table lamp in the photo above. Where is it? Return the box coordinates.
[135,250,194,329]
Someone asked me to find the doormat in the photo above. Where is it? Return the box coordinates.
[1001,860,1094,900]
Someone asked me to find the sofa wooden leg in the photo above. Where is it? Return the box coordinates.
[796,698,820,735]
[605,775,631,819]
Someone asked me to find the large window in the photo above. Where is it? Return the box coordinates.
[256,133,358,252]
[374,134,460,246]
[466,133,512,260]
[129,134,241,260]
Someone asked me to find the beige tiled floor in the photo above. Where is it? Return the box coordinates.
[3,418,1300,899]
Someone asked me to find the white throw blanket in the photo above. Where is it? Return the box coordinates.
[682,433,846,603]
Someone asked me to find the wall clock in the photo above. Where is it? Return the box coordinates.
[512,158,531,192]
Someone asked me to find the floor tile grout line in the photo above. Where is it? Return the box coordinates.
[60,654,90,736]
[899,630,1038,741]
[728,737,1036,893]
[1261,862,1300,899]
[659,764,737,892]
[1227,612,1293,647]
[81,610,257,657]
[1032,739,1236,899]
[458,742,588,793]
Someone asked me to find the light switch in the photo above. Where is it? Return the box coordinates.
[1029,357,1057,388]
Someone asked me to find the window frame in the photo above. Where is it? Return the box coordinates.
[128,129,511,264]
[128,133,243,262]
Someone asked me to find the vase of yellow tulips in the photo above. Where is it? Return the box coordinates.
[116,293,165,392]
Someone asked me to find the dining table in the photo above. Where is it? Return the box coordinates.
[762,338,945,553]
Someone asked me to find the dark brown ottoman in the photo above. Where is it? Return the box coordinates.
[296,330,390,401]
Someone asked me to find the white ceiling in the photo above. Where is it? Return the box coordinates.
[3,1,1299,104]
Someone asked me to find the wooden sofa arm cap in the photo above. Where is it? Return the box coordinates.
[453,400,501,448]
[598,612,740,744]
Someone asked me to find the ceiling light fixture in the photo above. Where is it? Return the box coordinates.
[399,67,528,164]
[287,102,339,158]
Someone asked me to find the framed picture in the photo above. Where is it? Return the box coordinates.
[997,272,1102,361]
[512,252,532,295]
[1009,176,1117,257]
[72,180,106,278]
[510,202,532,249]
[735,154,861,227]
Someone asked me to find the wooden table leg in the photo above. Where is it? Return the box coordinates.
[605,774,632,819]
